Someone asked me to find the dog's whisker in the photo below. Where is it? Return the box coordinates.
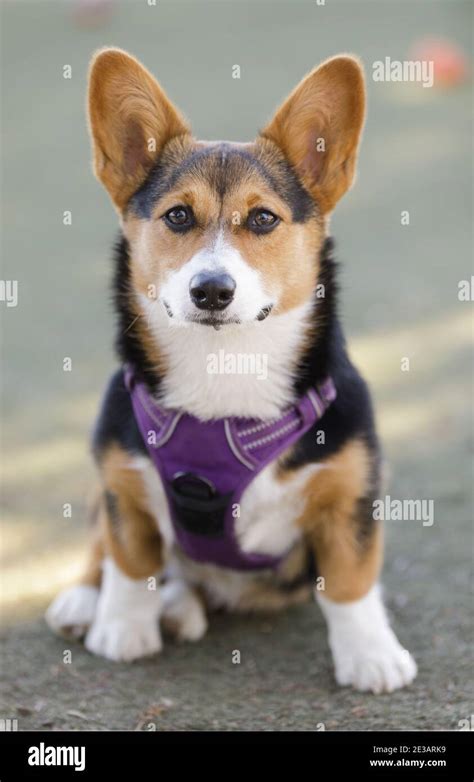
[123,313,141,335]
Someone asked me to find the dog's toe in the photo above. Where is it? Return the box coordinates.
[85,617,162,662]
[334,643,417,694]
[45,585,99,640]
[161,580,208,642]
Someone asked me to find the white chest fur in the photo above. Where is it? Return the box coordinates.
[140,297,314,420]
[236,460,324,556]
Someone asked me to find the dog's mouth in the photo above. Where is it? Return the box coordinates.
[162,301,274,330]
[189,315,241,331]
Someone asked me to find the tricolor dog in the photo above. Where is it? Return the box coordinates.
[46,49,417,693]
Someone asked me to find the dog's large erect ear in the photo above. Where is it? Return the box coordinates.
[261,56,365,215]
[88,48,190,210]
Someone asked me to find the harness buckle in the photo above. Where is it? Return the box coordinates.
[171,472,216,500]
[169,472,229,537]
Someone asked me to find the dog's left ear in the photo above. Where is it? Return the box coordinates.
[261,56,365,215]
[88,48,190,211]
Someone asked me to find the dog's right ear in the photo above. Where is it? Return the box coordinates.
[88,48,190,211]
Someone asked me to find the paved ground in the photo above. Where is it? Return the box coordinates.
[1,0,472,730]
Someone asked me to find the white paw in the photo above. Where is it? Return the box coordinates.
[45,585,99,640]
[332,633,417,694]
[82,557,163,662]
[85,616,162,662]
[161,580,208,642]
[318,585,417,694]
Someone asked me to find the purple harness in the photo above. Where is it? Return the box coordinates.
[125,368,336,571]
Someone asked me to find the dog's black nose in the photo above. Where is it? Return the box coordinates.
[189,272,236,311]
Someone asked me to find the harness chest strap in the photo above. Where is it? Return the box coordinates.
[125,367,336,571]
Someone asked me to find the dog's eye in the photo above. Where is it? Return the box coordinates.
[163,206,194,230]
[247,209,280,234]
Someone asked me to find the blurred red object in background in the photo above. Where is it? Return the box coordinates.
[410,37,469,87]
[72,0,115,29]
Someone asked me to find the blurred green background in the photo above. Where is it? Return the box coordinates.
[1,0,472,730]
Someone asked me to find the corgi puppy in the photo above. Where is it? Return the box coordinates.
[46,48,417,694]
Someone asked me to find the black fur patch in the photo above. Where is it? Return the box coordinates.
[112,236,162,392]
[285,237,380,470]
[92,368,147,460]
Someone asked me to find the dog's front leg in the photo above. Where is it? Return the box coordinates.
[316,579,417,694]
[83,447,165,662]
[312,516,417,693]
[301,442,417,693]
[85,555,163,663]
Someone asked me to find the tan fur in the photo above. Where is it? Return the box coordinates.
[295,438,382,602]
[98,444,164,579]
[261,56,366,214]
[78,521,104,588]
[235,580,312,612]
[174,538,313,613]
[236,539,313,611]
